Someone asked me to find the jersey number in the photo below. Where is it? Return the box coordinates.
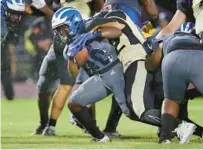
[90,48,113,65]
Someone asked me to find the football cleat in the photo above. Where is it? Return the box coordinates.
[174,121,197,144]
[31,124,46,135]
[93,135,111,143]
[42,126,56,136]
[103,131,122,137]
[160,139,171,144]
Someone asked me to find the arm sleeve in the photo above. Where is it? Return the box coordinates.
[85,18,117,32]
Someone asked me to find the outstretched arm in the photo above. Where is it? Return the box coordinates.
[156,10,186,39]
[140,0,158,21]
[145,47,162,72]
[97,27,123,39]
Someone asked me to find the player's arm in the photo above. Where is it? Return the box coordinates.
[8,44,17,75]
[97,27,123,39]
[156,0,190,38]
[27,0,54,18]
[68,59,79,77]
[93,0,104,12]
[86,18,125,33]
[156,10,186,38]
[38,5,54,18]
[140,0,158,21]
[144,38,164,72]
[145,46,162,72]
[1,9,8,43]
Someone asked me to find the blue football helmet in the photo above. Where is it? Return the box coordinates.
[177,22,195,33]
[52,7,84,37]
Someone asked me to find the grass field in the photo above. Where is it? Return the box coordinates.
[1,97,203,149]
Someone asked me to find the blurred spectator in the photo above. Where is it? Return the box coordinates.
[24,17,53,80]
[60,0,104,19]
[153,12,170,36]
[158,12,170,29]
[1,30,19,100]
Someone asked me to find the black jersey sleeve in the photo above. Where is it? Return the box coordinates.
[176,0,195,21]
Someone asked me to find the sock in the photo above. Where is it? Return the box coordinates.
[140,109,161,127]
[185,118,203,137]
[159,113,179,143]
[38,92,51,126]
[73,106,104,139]
[103,97,122,132]
[88,106,94,119]
[185,88,202,100]
[48,118,57,127]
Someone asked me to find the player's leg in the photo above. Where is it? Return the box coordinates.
[181,51,203,140]
[1,67,14,100]
[68,75,110,141]
[68,68,95,133]
[125,60,161,126]
[104,63,130,117]
[159,51,192,143]
[32,49,59,135]
[43,55,75,136]
[103,96,122,137]
[32,75,59,135]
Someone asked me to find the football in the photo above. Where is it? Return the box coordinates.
[75,48,89,66]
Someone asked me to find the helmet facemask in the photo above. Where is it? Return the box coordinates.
[6,9,23,32]
[54,24,71,43]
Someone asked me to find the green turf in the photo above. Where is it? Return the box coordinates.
[1,97,203,149]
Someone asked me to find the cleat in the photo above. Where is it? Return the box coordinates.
[157,127,161,138]
[93,135,111,143]
[69,115,89,134]
[31,124,46,135]
[174,121,197,144]
[42,126,56,136]
[103,131,122,137]
[160,139,171,144]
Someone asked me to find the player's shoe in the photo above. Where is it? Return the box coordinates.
[31,124,46,135]
[174,121,197,144]
[160,139,171,144]
[93,135,111,143]
[103,131,122,137]
[200,131,203,143]
[42,126,56,136]
[157,127,161,138]
[69,115,89,133]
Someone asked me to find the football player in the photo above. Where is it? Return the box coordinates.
[33,5,126,136]
[150,0,203,144]
[145,22,203,144]
[57,7,130,142]
[1,0,26,100]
